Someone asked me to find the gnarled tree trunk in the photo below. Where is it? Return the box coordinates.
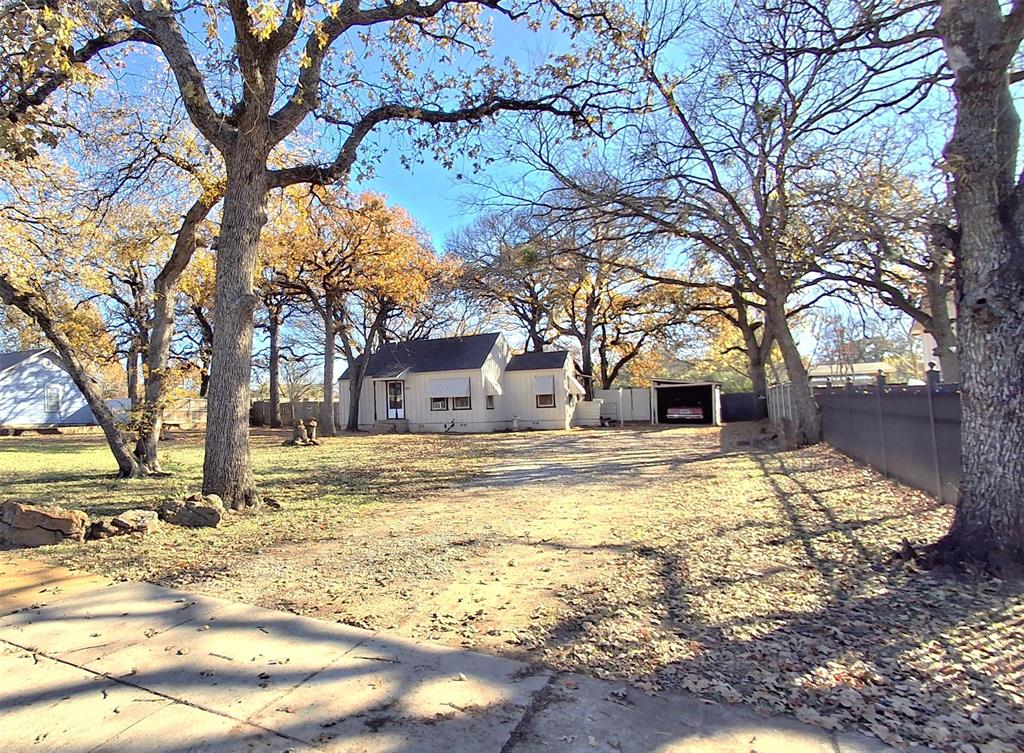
[127,341,141,410]
[347,359,368,431]
[0,277,142,477]
[318,299,337,436]
[925,271,959,382]
[765,297,820,444]
[743,330,772,421]
[931,0,1024,573]
[268,308,283,428]
[135,196,217,471]
[202,143,268,510]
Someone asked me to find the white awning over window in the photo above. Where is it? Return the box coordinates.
[484,375,503,396]
[567,375,587,396]
[427,377,471,398]
[533,374,555,395]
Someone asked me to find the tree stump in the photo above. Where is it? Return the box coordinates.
[283,419,310,446]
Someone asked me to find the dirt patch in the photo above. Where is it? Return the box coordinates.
[5,423,1022,751]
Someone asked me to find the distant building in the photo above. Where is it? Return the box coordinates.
[807,361,896,386]
[0,349,97,431]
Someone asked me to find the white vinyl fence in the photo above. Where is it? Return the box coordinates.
[593,388,652,423]
[766,383,795,425]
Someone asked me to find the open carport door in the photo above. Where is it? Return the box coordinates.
[650,380,722,426]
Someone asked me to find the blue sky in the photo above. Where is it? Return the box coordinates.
[356,151,477,249]
[345,13,575,249]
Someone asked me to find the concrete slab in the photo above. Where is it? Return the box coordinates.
[89,701,313,753]
[504,673,895,753]
[251,632,551,752]
[0,582,214,664]
[0,641,171,753]
[0,571,899,753]
[87,592,378,721]
[0,554,113,615]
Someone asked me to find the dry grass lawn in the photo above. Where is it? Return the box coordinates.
[1,423,1021,752]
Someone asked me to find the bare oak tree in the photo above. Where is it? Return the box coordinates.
[3,0,610,507]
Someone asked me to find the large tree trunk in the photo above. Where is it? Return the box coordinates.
[579,347,595,398]
[931,1,1024,574]
[202,144,268,510]
[765,299,820,444]
[0,277,142,477]
[135,196,216,471]
[731,290,771,420]
[925,276,959,383]
[748,358,769,420]
[930,320,959,384]
[127,341,141,410]
[527,320,546,352]
[743,327,772,421]
[319,301,337,436]
[345,307,389,431]
[268,309,282,428]
[191,304,215,399]
[347,362,367,431]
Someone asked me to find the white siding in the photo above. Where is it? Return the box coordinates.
[404,368,506,432]
[337,377,379,430]
[0,353,96,428]
[594,388,653,422]
[337,337,579,433]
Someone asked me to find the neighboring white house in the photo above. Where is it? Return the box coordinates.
[337,333,587,433]
[0,349,97,430]
[806,361,896,386]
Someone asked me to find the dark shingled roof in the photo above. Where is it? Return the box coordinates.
[0,348,50,373]
[339,333,501,380]
[505,350,570,371]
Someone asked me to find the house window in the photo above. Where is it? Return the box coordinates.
[536,393,555,408]
[453,395,471,410]
[44,386,60,413]
[486,395,495,410]
[431,397,448,411]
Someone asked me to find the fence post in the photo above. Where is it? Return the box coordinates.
[876,370,889,478]
[925,362,945,502]
[843,378,854,452]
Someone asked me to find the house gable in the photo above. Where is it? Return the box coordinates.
[0,349,95,428]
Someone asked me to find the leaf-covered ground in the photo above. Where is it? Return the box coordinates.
[2,424,1021,752]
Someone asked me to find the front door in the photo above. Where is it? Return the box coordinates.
[386,381,405,420]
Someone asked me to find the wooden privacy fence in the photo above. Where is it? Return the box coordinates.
[773,377,962,504]
[163,398,207,428]
[250,400,340,427]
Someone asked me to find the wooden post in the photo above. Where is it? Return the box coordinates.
[876,370,888,478]
[925,362,945,502]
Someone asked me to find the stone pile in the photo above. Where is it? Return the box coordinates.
[87,509,162,540]
[159,494,224,528]
[0,500,88,547]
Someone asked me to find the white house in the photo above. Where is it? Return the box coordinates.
[337,333,587,433]
[0,349,97,431]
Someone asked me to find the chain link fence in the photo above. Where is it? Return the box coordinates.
[768,374,961,504]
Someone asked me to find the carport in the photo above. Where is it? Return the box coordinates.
[650,379,721,426]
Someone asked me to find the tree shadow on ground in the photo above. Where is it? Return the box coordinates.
[0,581,832,753]
[510,449,1023,750]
